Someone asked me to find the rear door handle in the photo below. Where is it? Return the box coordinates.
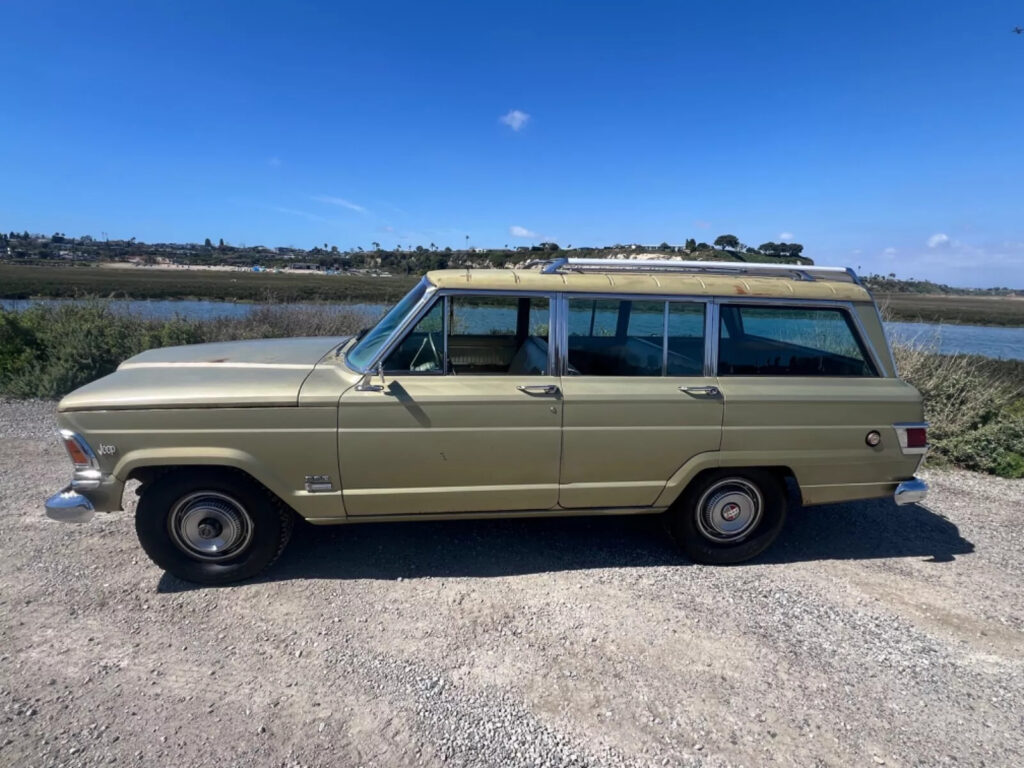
[517,384,560,395]
[679,385,720,397]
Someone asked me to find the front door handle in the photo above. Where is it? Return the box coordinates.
[517,384,560,395]
[679,385,721,397]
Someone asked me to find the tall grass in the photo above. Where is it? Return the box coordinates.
[0,302,373,399]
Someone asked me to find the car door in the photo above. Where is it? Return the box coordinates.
[557,296,724,509]
[338,292,562,516]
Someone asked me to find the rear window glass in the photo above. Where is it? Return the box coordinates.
[718,305,877,377]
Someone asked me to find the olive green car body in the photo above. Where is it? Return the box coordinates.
[48,265,927,530]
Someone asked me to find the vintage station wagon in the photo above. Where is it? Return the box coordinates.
[46,259,928,583]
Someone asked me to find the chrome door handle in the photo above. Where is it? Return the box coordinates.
[517,384,560,395]
[679,385,720,397]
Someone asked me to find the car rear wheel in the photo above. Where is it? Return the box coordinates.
[136,469,293,584]
[668,469,787,565]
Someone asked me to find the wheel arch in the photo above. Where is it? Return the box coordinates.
[118,448,291,501]
[125,461,297,519]
[655,455,799,509]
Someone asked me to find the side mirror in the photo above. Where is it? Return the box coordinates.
[355,362,386,392]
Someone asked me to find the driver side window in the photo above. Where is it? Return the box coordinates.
[382,299,445,373]
[383,294,551,375]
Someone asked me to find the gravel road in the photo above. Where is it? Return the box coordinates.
[2,398,1022,767]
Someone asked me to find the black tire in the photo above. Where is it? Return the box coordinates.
[668,469,787,565]
[135,469,293,584]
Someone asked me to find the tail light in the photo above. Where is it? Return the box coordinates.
[59,429,97,469]
[894,423,928,455]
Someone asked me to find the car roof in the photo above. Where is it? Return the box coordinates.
[425,268,873,302]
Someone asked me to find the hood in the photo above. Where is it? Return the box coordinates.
[59,336,350,412]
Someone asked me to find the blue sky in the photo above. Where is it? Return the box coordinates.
[2,1,1023,287]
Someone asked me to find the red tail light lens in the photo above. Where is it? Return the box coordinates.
[905,427,927,449]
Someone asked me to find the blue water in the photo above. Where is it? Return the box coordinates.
[3,297,1024,362]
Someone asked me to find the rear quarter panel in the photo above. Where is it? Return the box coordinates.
[715,377,924,505]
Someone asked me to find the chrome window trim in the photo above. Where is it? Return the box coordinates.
[442,295,450,375]
[704,302,719,378]
[661,303,669,376]
[712,298,888,379]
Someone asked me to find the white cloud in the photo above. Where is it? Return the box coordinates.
[312,195,368,214]
[272,206,327,223]
[779,232,794,241]
[268,156,282,167]
[509,225,538,239]
[883,247,897,256]
[927,233,950,248]
[499,109,530,131]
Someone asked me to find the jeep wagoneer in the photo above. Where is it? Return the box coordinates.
[45,259,928,583]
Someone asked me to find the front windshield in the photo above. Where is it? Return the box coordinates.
[345,279,429,371]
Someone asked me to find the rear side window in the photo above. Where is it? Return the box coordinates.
[567,299,705,376]
[718,305,877,377]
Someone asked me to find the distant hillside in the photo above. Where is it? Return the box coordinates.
[1,230,811,274]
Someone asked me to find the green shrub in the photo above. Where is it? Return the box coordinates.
[892,340,1024,478]
[940,415,1024,478]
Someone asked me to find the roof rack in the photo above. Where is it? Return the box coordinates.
[525,257,860,284]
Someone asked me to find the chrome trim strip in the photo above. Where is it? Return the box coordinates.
[442,295,450,374]
[705,301,719,377]
[894,478,928,505]
[71,468,103,490]
[45,486,96,523]
[661,301,669,375]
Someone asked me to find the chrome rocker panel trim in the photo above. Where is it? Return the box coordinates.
[45,486,96,523]
[894,478,928,506]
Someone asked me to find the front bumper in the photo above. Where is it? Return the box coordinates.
[45,486,96,523]
[894,477,928,506]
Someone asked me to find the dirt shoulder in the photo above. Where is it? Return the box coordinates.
[1,399,1022,767]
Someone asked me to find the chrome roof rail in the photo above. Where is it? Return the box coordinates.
[528,257,859,284]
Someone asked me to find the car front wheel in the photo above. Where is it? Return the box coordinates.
[135,469,293,584]
[669,469,787,565]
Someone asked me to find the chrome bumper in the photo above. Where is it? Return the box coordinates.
[894,478,928,506]
[45,486,96,523]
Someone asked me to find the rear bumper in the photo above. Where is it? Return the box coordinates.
[45,486,96,523]
[894,477,928,506]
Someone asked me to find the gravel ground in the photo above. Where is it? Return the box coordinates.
[1,398,1022,767]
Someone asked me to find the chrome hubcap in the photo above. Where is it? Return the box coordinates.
[168,491,254,561]
[696,478,763,543]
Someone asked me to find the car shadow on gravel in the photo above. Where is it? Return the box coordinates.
[157,497,974,590]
